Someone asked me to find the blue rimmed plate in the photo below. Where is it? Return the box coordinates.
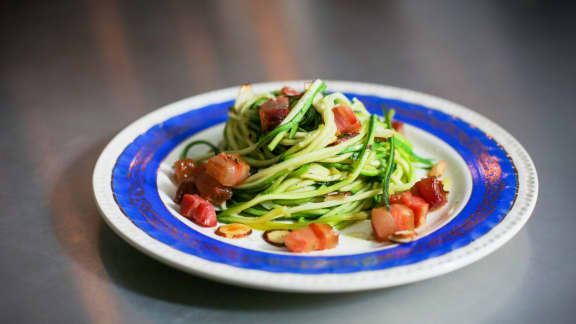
[93,81,538,292]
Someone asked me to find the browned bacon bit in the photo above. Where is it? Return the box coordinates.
[392,121,404,133]
[174,178,197,203]
[281,86,302,97]
[173,161,233,205]
[195,173,233,205]
[260,96,290,131]
[333,105,362,135]
[187,161,207,182]
[329,133,358,146]
[413,177,448,211]
[173,158,196,184]
[261,96,290,110]
[206,153,250,186]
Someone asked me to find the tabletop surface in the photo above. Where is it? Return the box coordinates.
[1,1,575,323]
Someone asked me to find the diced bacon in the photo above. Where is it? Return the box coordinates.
[285,223,340,253]
[259,96,290,131]
[180,193,202,215]
[195,172,232,204]
[392,121,404,133]
[413,177,448,211]
[174,163,207,203]
[174,178,197,203]
[206,153,250,186]
[195,203,217,227]
[371,204,415,242]
[281,86,302,97]
[173,158,196,184]
[389,191,429,228]
[390,204,415,231]
[389,191,408,204]
[309,223,339,250]
[332,105,362,135]
[285,226,319,253]
[186,161,208,183]
[173,159,236,205]
[408,195,429,228]
[371,207,396,242]
[179,194,217,227]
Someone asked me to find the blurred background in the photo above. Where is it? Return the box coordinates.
[1,0,575,323]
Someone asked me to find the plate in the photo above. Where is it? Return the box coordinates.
[93,81,538,292]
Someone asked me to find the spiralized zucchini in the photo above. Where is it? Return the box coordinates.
[184,79,433,230]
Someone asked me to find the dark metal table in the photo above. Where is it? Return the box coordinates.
[2,1,574,323]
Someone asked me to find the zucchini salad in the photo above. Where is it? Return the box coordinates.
[173,80,448,252]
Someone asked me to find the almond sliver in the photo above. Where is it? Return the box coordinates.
[215,223,252,239]
[389,230,417,243]
[263,230,292,247]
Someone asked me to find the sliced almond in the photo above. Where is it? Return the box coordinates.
[263,230,292,247]
[388,230,418,243]
[374,125,395,139]
[234,84,254,110]
[428,160,447,178]
[215,223,252,239]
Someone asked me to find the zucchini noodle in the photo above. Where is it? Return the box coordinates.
[184,79,433,230]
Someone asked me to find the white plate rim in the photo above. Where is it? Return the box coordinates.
[92,80,538,292]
